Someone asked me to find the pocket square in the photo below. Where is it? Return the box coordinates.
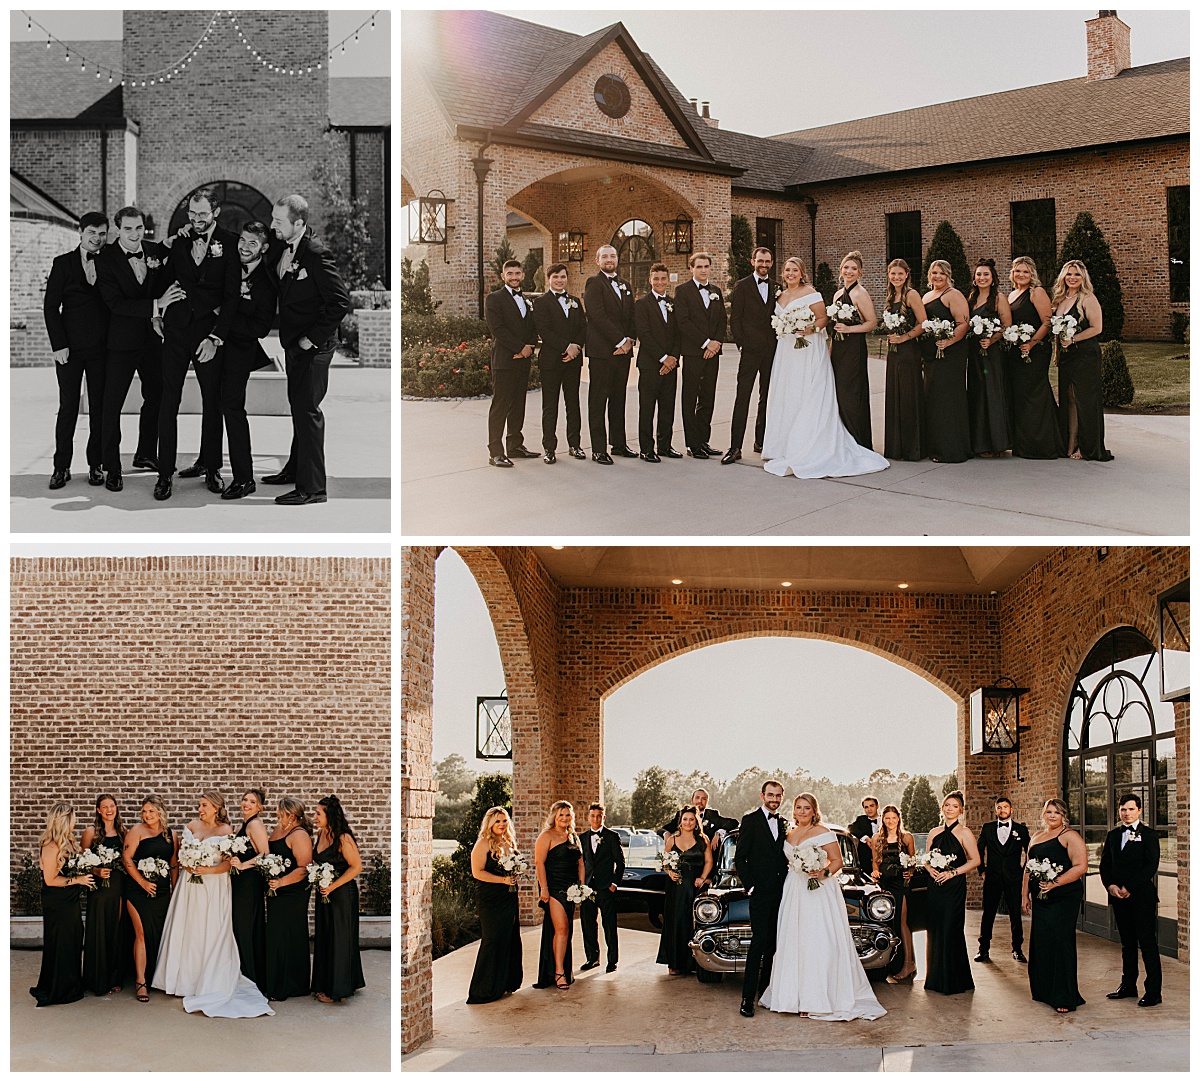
[296,267,309,281]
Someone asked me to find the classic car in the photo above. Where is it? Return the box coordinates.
[689,824,905,982]
[614,829,667,927]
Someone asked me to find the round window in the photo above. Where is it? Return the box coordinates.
[594,74,631,119]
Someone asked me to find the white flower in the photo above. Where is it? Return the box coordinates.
[1002,322,1036,344]
[1050,313,1079,342]
[925,850,955,871]
[145,257,162,269]
[771,303,816,349]
[209,241,223,257]
[899,851,925,869]
[921,318,956,358]
[307,860,338,901]
[137,856,170,880]
[660,850,681,873]
[256,852,292,896]
[790,844,828,890]
[566,882,596,904]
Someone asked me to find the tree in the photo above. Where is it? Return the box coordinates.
[814,261,836,305]
[630,766,679,829]
[902,775,941,832]
[941,773,959,797]
[489,236,517,292]
[1057,211,1125,340]
[311,130,373,289]
[521,248,544,292]
[449,772,512,893]
[603,777,632,825]
[923,220,971,296]
[728,214,753,289]
[400,257,441,316]
[433,753,477,800]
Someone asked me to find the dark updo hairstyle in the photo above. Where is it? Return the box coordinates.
[318,794,357,850]
[672,804,709,845]
[967,257,999,311]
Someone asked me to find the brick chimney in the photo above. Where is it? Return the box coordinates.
[1085,11,1131,81]
[699,101,719,129]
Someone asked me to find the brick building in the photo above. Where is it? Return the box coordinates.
[401,544,1188,1052]
[401,10,1187,339]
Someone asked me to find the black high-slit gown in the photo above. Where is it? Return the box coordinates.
[263,828,312,1000]
[829,286,873,449]
[1056,298,1113,461]
[30,852,86,1007]
[656,840,708,973]
[921,293,971,462]
[311,836,366,1001]
[467,849,523,1003]
[82,831,129,995]
[1028,833,1085,1011]
[925,823,974,994]
[883,299,925,460]
[533,840,581,988]
[128,831,174,987]
[230,815,267,990]
[1006,288,1063,459]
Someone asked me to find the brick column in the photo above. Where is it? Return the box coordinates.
[1175,699,1189,961]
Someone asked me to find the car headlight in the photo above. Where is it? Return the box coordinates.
[694,898,722,925]
[867,893,895,922]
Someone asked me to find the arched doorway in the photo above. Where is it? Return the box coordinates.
[168,180,273,238]
[612,218,656,297]
[1062,627,1178,955]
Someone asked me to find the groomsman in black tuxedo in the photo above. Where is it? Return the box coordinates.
[1100,794,1162,1006]
[673,251,726,458]
[660,788,738,850]
[483,259,541,467]
[95,205,182,492]
[723,247,778,464]
[532,262,586,464]
[975,797,1029,962]
[733,779,788,1016]
[583,244,637,464]
[848,795,882,872]
[578,802,625,973]
[43,212,111,489]
[632,263,682,462]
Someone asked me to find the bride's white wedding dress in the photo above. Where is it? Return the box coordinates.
[152,828,274,1018]
[759,833,886,1020]
[761,296,890,478]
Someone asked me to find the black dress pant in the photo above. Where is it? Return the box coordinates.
[579,886,618,967]
[588,353,631,452]
[281,344,334,494]
[1113,893,1162,996]
[741,886,781,1002]
[978,872,1024,950]
[487,361,530,458]
[101,342,162,474]
[220,357,257,483]
[53,348,106,470]
[729,345,774,451]
[681,353,719,450]
[159,328,224,477]
[637,363,678,453]
[539,354,582,452]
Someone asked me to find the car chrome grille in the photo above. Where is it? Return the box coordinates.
[706,928,751,958]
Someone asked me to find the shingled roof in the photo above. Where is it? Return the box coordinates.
[329,77,390,127]
[10,41,124,120]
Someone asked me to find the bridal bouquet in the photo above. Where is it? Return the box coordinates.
[62,850,101,890]
[880,309,912,353]
[214,834,251,874]
[771,303,816,349]
[94,845,123,888]
[921,318,956,359]
[499,849,530,892]
[827,299,861,342]
[659,849,681,875]
[566,882,597,904]
[137,856,171,882]
[968,314,1002,355]
[256,853,292,897]
[924,850,955,872]
[1049,312,1078,365]
[307,861,337,903]
[1025,857,1064,896]
[179,837,219,884]
[790,844,828,891]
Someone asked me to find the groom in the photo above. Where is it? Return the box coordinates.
[722,246,777,464]
[734,779,788,1016]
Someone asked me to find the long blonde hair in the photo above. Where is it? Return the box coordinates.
[1050,260,1095,307]
[277,796,312,832]
[1010,255,1043,291]
[38,803,79,870]
[542,799,579,847]
[927,259,954,289]
[141,795,171,840]
[793,792,822,825]
[839,250,864,290]
[200,789,231,825]
[477,806,517,860]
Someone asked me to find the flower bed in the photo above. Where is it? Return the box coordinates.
[401,338,542,398]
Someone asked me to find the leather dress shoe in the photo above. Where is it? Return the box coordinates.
[660,447,682,459]
[592,451,613,465]
[105,471,123,492]
[702,444,722,456]
[640,451,660,463]
[88,466,105,486]
[1106,986,1138,1000]
[153,476,172,501]
[580,960,600,972]
[205,470,224,494]
[568,446,586,460]
[753,442,763,453]
[275,489,328,506]
[1138,994,1162,1007]
[221,480,256,500]
[489,455,514,468]
[1012,949,1027,963]
[49,469,70,490]
[131,454,157,471]
[739,999,755,1018]
[974,951,991,963]
[605,964,616,974]
[509,446,540,459]
[611,445,638,458]
[720,449,742,465]
[262,469,296,485]
[543,451,556,464]
[687,447,709,459]
[178,461,204,479]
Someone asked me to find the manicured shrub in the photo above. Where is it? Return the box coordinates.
[1057,212,1125,341]
[922,220,971,294]
[1100,340,1134,406]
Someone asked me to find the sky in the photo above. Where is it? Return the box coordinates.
[432,549,957,787]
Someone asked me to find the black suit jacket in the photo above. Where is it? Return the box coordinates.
[976,820,1029,884]
[484,287,539,372]
[734,808,787,895]
[224,260,279,373]
[659,807,737,841]
[579,827,626,891]
[44,248,109,353]
[162,225,240,342]
[673,278,726,356]
[1099,822,1160,903]
[583,272,635,359]
[633,293,680,372]
[848,814,883,870]
[533,291,585,365]
[729,274,778,353]
[269,228,351,351]
[95,239,172,351]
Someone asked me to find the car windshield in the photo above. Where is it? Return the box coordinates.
[715,831,860,883]
[626,833,664,869]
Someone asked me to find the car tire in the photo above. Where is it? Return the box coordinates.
[695,966,723,983]
[866,965,890,983]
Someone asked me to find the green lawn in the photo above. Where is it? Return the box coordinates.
[1120,341,1190,412]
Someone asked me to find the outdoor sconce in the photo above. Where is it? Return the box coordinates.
[969,677,1030,781]
[412,189,453,262]
[476,692,512,760]
[1158,578,1189,702]
[558,231,588,262]
[663,214,693,255]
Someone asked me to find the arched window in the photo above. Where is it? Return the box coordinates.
[611,219,655,298]
[1063,627,1178,955]
[168,181,274,239]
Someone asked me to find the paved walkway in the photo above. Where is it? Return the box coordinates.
[401,352,1189,536]
[11,363,391,533]
[402,913,1188,1072]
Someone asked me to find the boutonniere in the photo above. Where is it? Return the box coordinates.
[619,282,630,295]
[145,256,162,269]
[663,299,674,313]
[209,241,223,258]
[708,289,720,300]
[296,267,308,281]
[1127,834,1143,843]
[566,297,580,310]
[773,285,783,298]
[240,281,252,299]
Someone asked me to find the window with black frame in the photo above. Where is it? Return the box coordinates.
[1010,198,1057,284]
[755,217,783,261]
[886,211,922,272]
[1167,186,1189,303]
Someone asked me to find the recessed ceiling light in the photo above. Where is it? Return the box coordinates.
[551,545,564,550]
[781,581,792,587]
[671,578,683,585]
[897,582,909,589]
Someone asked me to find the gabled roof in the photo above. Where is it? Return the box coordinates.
[10,41,124,120]
[330,77,390,127]
[12,169,78,225]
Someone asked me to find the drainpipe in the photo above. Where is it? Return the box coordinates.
[99,123,108,218]
[805,199,818,274]
[471,138,493,321]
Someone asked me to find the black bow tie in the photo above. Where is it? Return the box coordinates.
[756,278,768,286]
[768,813,779,820]
[510,287,523,296]
[83,251,96,262]
[553,291,565,298]
[124,249,144,260]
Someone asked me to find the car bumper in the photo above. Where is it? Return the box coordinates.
[689,922,901,974]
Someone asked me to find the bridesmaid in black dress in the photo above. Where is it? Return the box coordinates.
[263,796,314,1000]
[311,795,366,1003]
[920,261,971,462]
[828,251,878,449]
[1023,798,1088,1013]
[656,805,713,974]
[882,259,928,461]
[870,803,918,981]
[30,803,93,1007]
[965,258,1012,457]
[1006,257,1064,459]
[80,794,129,996]
[467,806,523,1003]
[924,791,979,995]
[229,788,270,991]
[1051,260,1114,461]
[121,795,177,1003]
[533,800,585,990]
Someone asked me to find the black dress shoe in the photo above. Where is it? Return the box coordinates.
[262,469,296,485]
[721,449,742,465]
[640,451,661,463]
[702,444,722,456]
[275,489,328,506]
[105,471,123,492]
[568,447,586,460]
[974,951,991,963]
[153,476,172,501]
[611,445,638,458]
[205,470,224,494]
[1138,994,1162,1007]
[605,964,616,973]
[49,470,70,490]
[221,480,256,501]
[660,447,683,459]
[1012,949,1027,963]
[509,446,540,459]
[131,454,158,471]
[739,999,755,1018]
[687,447,709,459]
[489,455,514,468]
[592,452,613,465]
[753,442,763,453]
[543,451,556,465]
[88,466,104,486]
[178,462,204,479]
[1107,986,1139,1000]
[579,960,599,972]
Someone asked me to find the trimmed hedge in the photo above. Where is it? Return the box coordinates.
[1100,340,1135,407]
[401,313,490,349]
[401,339,542,398]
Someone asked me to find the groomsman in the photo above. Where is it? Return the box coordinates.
[975,797,1029,962]
[1100,794,1162,1006]
[532,262,586,464]
[484,259,540,466]
[660,788,737,850]
[266,194,351,505]
[632,263,682,462]
[154,186,240,500]
[43,212,110,489]
[95,206,182,492]
[734,779,788,1016]
[583,245,637,465]
[722,247,778,464]
[848,795,882,872]
[578,802,625,973]
[673,251,726,458]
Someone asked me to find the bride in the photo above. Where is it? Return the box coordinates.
[152,791,274,1018]
[759,792,886,1021]
[761,257,890,478]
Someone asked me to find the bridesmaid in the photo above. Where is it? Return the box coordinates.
[1051,259,1114,461]
[263,796,314,1001]
[533,800,585,990]
[466,806,523,1004]
[80,793,129,996]
[1006,257,1064,458]
[229,788,270,991]
[920,260,971,462]
[30,803,92,1007]
[656,805,713,975]
[871,803,918,981]
[829,250,878,449]
[122,795,177,1003]
[311,795,366,1003]
[924,790,980,994]
[1023,798,1087,1013]
[881,258,928,461]
[966,257,1012,457]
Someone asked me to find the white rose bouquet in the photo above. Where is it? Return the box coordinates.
[790,844,829,891]
[566,882,596,905]
[1002,322,1036,348]
[179,837,219,884]
[307,861,337,903]
[659,849,681,875]
[968,314,1002,355]
[137,856,171,882]
[921,318,957,359]
[62,850,101,890]
[94,845,122,888]
[899,851,925,870]
[924,849,955,872]
[880,309,912,353]
[214,834,250,874]
[827,299,862,342]
[771,303,817,349]
[1025,857,1064,896]
[498,849,529,892]
[256,852,292,897]
[1050,312,1079,365]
